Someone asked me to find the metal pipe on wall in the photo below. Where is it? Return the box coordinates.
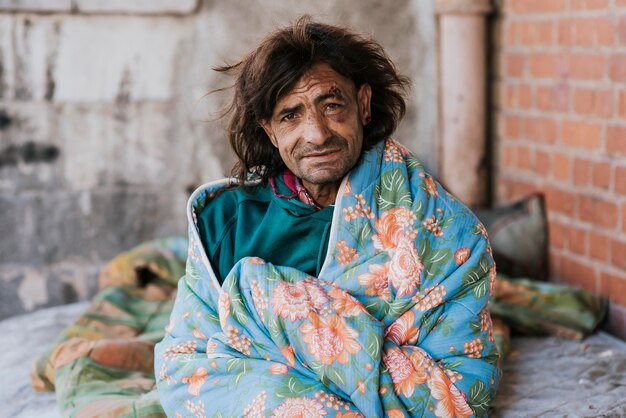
[436,0,492,208]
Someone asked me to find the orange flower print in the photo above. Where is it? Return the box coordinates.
[427,368,473,418]
[385,310,419,346]
[388,239,423,297]
[280,345,296,367]
[269,363,289,375]
[372,208,416,252]
[248,257,265,265]
[271,397,327,418]
[243,391,267,418]
[192,328,208,340]
[336,240,359,265]
[382,346,428,397]
[181,367,208,396]
[387,409,406,418]
[463,338,484,358]
[420,172,439,197]
[412,285,447,312]
[218,290,231,329]
[328,287,364,317]
[384,140,405,163]
[336,412,364,418]
[454,248,470,265]
[344,179,352,196]
[272,280,329,322]
[358,263,391,300]
[300,313,361,365]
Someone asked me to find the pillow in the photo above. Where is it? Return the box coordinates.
[475,193,548,281]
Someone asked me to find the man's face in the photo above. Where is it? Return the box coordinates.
[261,63,371,197]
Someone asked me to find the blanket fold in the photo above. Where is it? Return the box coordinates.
[155,139,501,417]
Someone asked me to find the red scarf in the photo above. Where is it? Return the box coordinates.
[268,170,322,210]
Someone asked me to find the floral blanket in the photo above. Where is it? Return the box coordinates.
[155,139,502,417]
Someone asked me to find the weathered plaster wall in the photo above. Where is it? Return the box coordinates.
[0,0,437,319]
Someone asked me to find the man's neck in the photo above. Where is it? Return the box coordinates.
[301,180,340,207]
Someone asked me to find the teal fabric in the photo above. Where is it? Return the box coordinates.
[196,176,334,283]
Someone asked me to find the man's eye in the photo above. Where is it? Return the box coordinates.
[281,113,297,122]
[325,103,342,112]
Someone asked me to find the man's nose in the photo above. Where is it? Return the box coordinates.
[302,111,332,144]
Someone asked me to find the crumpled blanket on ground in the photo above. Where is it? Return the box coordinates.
[30,236,187,417]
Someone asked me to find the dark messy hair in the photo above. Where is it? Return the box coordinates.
[215,16,410,184]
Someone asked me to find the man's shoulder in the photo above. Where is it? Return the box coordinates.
[197,182,273,219]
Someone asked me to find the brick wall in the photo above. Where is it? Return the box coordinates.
[492,0,626,338]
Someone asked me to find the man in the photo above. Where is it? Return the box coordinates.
[156,17,500,417]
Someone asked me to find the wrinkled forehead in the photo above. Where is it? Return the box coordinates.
[273,63,357,110]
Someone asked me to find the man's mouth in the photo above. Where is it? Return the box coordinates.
[303,149,341,159]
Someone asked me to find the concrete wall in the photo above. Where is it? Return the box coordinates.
[0,0,437,319]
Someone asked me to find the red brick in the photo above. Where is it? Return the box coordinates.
[611,239,626,270]
[607,125,626,156]
[610,54,626,82]
[525,116,558,143]
[560,255,597,291]
[568,227,587,255]
[571,0,609,9]
[601,270,626,305]
[616,166,626,195]
[506,22,520,46]
[504,115,522,139]
[573,88,595,115]
[573,88,613,117]
[568,53,606,80]
[518,84,532,108]
[531,21,555,45]
[622,202,626,233]
[506,54,525,78]
[562,120,602,149]
[595,90,614,117]
[619,17,626,45]
[536,85,569,112]
[552,153,571,181]
[517,145,533,170]
[597,17,616,46]
[573,18,596,45]
[619,91,626,118]
[534,150,551,175]
[592,161,612,189]
[549,220,568,248]
[545,185,577,217]
[558,19,573,45]
[579,195,619,228]
[499,178,537,201]
[502,144,515,167]
[619,0,626,6]
[530,52,560,78]
[510,0,567,13]
[573,158,592,186]
[589,232,610,261]
[501,84,515,108]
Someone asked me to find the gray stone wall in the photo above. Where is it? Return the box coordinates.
[0,0,437,319]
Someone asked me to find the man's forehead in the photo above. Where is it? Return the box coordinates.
[276,64,355,106]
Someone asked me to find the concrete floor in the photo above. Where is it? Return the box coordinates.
[2,303,626,418]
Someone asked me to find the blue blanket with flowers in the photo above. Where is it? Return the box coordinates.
[154,139,501,417]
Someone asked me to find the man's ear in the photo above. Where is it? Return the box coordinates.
[260,120,278,147]
[357,83,372,124]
